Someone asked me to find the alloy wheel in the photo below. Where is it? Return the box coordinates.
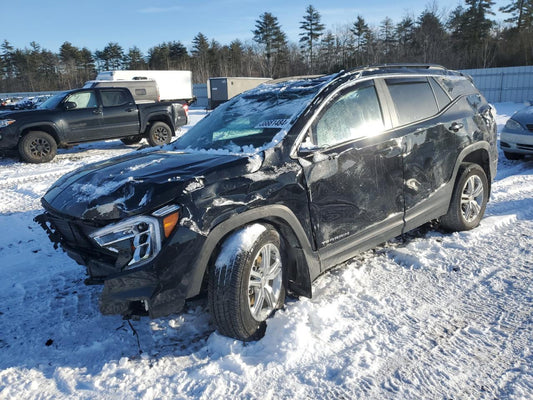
[247,243,283,321]
[461,175,484,222]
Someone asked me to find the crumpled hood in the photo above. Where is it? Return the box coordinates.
[42,150,258,221]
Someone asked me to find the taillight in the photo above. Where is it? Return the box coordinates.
[182,104,189,114]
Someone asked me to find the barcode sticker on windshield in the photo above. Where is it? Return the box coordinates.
[255,119,289,129]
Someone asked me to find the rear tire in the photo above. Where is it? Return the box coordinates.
[440,163,488,231]
[208,223,285,341]
[18,131,57,163]
[146,121,172,146]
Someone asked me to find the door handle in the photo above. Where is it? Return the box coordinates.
[448,122,464,132]
[92,108,102,115]
[125,108,135,112]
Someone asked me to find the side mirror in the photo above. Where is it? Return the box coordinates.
[63,101,77,110]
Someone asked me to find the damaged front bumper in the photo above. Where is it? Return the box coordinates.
[98,270,185,319]
[34,211,199,319]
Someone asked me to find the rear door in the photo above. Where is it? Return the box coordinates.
[98,89,140,138]
[383,77,461,225]
[297,79,405,267]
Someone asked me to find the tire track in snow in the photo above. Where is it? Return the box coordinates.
[354,213,533,398]
[0,148,133,214]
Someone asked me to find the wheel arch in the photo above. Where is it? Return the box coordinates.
[20,124,60,145]
[186,205,320,300]
[454,143,493,196]
[143,115,174,135]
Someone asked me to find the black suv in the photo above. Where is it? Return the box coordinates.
[37,65,497,341]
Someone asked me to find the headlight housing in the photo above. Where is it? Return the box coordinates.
[90,205,180,269]
[504,118,525,131]
[0,119,15,128]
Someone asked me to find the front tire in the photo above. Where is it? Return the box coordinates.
[146,121,172,146]
[440,163,488,231]
[209,223,285,341]
[121,135,143,145]
[18,131,57,163]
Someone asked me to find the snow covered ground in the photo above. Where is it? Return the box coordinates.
[0,105,531,399]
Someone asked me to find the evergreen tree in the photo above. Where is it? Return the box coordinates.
[228,40,244,76]
[191,33,211,82]
[318,31,338,73]
[396,16,415,61]
[413,10,449,65]
[253,12,288,77]
[449,0,496,67]
[95,42,124,71]
[79,48,96,81]
[39,49,60,90]
[350,16,370,66]
[125,46,147,70]
[299,5,325,71]
[59,41,81,88]
[1,40,15,81]
[499,0,533,30]
[380,17,397,61]
[499,0,533,64]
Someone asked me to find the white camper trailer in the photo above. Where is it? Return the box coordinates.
[96,70,195,104]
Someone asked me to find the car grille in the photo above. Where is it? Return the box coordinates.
[517,143,533,151]
[47,214,97,249]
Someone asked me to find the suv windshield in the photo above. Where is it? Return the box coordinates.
[173,76,332,153]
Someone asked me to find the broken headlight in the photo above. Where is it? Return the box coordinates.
[90,205,180,269]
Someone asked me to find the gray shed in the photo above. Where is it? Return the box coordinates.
[208,77,272,109]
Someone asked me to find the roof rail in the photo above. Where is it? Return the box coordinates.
[364,63,446,70]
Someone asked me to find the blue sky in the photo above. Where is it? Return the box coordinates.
[3,0,509,54]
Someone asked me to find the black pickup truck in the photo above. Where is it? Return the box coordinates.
[0,87,188,163]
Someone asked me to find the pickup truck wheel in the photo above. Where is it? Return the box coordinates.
[18,131,57,163]
[147,122,172,146]
[440,163,488,232]
[209,223,285,341]
[121,135,143,145]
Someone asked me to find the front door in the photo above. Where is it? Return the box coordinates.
[61,90,102,141]
[297,80,405,266]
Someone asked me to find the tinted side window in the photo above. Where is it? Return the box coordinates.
[101,90,130,107]
[436,76,478,99]
[312,83,384,148]
[430,78,452,110]
[386,78,438,125]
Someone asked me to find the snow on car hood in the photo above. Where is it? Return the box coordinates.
[42,150,260,221]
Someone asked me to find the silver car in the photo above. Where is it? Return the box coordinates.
[500,104,533,159]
